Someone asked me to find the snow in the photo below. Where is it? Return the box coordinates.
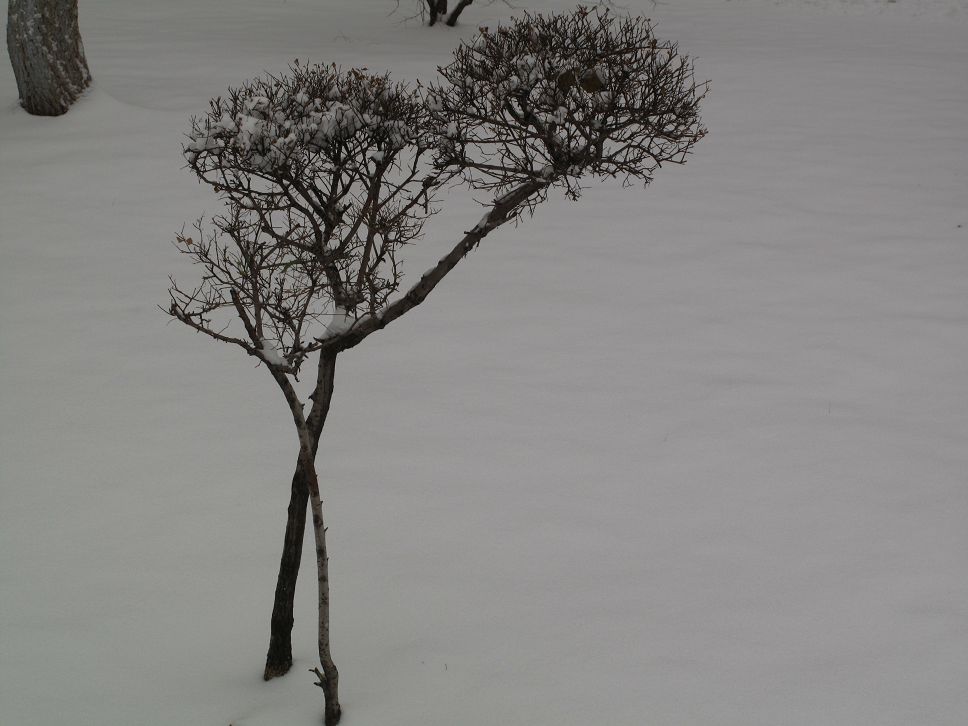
[325,305,356,336]
[260,340,288,368]
[472,211,493,232]
[2,1,967,725]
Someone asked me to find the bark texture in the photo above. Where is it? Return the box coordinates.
[264,353,337,680]
[7,0,91,116]
[262,461,310,680]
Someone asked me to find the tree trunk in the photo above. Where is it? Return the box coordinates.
[445,0,473,26]
[303,450,341,725]
[264,353,337,680]
[7,0,92,116]
[427,0,447,26]
[263,460,311,680]
[269,361,341,723]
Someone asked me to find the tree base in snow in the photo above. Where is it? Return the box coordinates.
[262,658,292,681]
[312,666,342,725]
[7,0,92,116]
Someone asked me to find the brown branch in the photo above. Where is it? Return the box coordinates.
[315,180,546,355]
[167,302,252,352]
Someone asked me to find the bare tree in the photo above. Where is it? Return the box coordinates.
[7,0,91,115]
[166,8,706,722]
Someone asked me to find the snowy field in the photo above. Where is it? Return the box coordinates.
[2,1,967,724]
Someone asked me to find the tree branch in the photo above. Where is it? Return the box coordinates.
[315,180,546,354]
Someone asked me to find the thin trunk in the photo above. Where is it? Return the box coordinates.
[264,353,337,680]
[303,450,340,725]
[7,0,92,116]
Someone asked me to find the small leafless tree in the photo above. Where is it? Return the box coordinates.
[167,8,705,723]
[7,0,92,115]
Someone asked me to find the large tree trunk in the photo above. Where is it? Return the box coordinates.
[264,353,337,680]
[7,0,92,116]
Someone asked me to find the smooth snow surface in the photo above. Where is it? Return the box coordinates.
[2,1,966,725]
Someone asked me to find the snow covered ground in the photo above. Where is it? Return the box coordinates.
[2,1,966,724]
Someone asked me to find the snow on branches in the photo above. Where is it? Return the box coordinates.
[167,9,707,376]
[427,7,708,200]
[169,64,443,373]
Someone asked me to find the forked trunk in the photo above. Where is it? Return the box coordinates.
[264,353,336,680]
[270,357,341,723]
